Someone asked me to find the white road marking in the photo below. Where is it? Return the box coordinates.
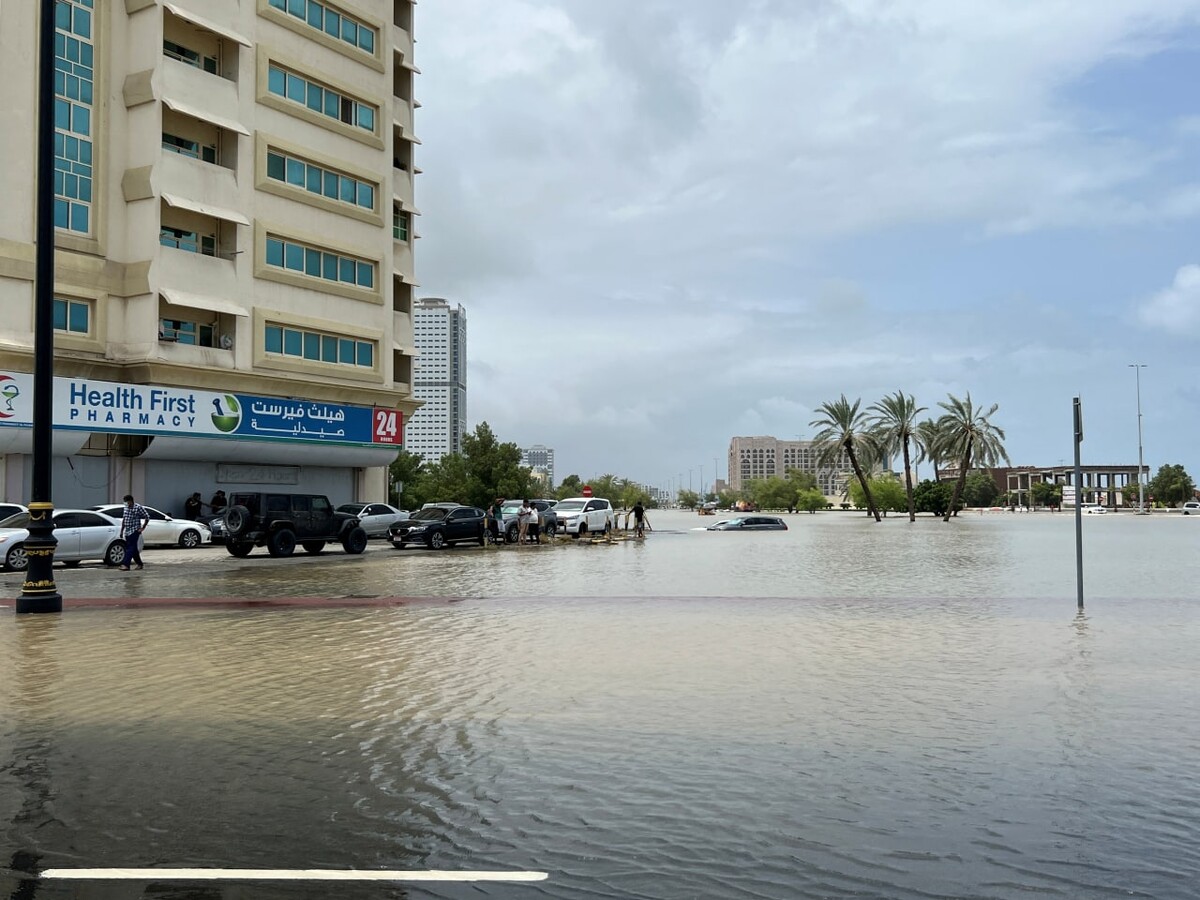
[42,868,548,882]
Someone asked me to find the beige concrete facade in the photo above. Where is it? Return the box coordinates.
[727,436,851,499]
[0,0,420,511]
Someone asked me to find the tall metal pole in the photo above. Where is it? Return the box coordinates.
[17,0,63,614]
[700,464,704,497]
[1129,364,1147,514]
[1073,397,1084,610]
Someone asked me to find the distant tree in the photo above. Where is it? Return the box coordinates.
[677,489,700,509]
[556,474,584,499]
[811,395,881,522]
[961,471,1000,509]
[747,476,797,511]
[785,468,818,492]
[849,476,907,515]
[935,393,1010,522]
[460,422,531,507]
[420,452,472,507]
[1030,481,1061,509]
[1147,464,1196,506]
[796,488,827,513]
[388,449,425,510]
[869,391,926,523]
[913,479,953,517]
[716,490,738,509]
[914,418,950,482]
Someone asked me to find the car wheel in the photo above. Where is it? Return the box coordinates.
[341,526,368,555]
[5,544,28,571]
[603,523,611,536]
[226,541,254,558]
[179,529,202,549]
[268,528,297,558]
[506,524,519,544]
[392,541,406,550]
[62,560,82,568]
[544,523,557,538]
[224,505,250,538]
[428,530,447,550]
[477,527,486,547]
[578,523,588,537]
[302,541,326,554]
[104,541,126,567]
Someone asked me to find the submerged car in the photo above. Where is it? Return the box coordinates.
[0,509,125,571]
[336,502,409,537]
[389,505,486,549]
[707,516,788,531]
[92,505,211,548]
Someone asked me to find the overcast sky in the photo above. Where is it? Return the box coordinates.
[411,0,1200,491]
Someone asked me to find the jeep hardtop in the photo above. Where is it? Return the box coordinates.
[223,491,368,558]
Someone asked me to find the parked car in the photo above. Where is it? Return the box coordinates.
[498,499,559,542]
[0,503,28,521]
[221,492,368,558]
[336,502,409,537]
[707,516,789,531]
[1080,505,1108,515]
[389,505,487,549]
[0,509,125,571]
[1183,501,1200,515]
[92,505,211,548]
[553,497,615,537]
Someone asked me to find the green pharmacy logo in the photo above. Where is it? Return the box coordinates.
[211,395,241,433]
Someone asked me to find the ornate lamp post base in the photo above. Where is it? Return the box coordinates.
[16,501,61,614]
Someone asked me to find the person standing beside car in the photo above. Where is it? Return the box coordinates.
[209,490,227,517]
[119,494,150,571]
[183,492,203,521]
[527,501,541,544]
[517,500,532,544]
[487,497,505,543]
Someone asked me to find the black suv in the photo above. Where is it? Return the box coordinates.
[389,504,487,550]
[222,492,369,558]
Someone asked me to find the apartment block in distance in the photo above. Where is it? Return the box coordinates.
[406,297,466,463]
[520,444,555,489]
[0,0,421,512]
[728,436,851,499]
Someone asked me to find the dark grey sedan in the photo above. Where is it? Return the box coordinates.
[707,516,788,531]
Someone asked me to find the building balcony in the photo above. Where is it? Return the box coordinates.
[393,308,413,349]
[159,56,246,137]
[154,244,239,303]
[154,147,242,213]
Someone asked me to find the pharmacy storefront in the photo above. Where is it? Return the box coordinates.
[0,372,402,514]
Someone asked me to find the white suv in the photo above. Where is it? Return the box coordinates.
[1183,501,1200,515]
[553,497,614,536]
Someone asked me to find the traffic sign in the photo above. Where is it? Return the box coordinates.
[582,485,593,497]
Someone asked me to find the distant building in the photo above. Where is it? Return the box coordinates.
[407,298,466,462]
[947,464,1147,509]
[520,444,555,488]
[727,436,851,498]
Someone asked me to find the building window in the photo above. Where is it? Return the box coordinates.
[54,0,95,236]
[53,297,91,335]
[163,40,218,74]
[163,132,217,163]
[266,0,377,55]
[161,226,216,256]
[393,209,409,241]
[160,318,216,346]
[265,149,375,211]
[266,63,376,132]
[264,234,375,289]
[264,323,374,369]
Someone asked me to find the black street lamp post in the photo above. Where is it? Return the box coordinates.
[17,0,63,614]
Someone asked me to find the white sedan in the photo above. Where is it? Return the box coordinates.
[336,502,409,537]
[0,508,125,571]
[92,505,212,548]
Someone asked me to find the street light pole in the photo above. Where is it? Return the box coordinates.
[1130,364,1147,514]
[16,0,63,614]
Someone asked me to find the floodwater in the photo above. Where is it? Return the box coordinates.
[1,509,1199,898]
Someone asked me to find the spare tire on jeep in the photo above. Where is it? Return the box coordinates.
[224,505,250,538]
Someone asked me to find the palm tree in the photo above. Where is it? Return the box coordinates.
[810,395,881,522]
[935,393,1010,522]
[869,391,926,523]
[914,418,948,483]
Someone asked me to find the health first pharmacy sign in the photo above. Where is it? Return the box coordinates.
[0,372,402,448]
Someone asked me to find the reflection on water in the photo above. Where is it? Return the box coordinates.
[2,512,1200,898]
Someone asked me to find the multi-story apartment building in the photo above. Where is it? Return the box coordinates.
[520,444,554,489]
[406,298,466,462]
[727,436,851,498]
[0,0,420,511]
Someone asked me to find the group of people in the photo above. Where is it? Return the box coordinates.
[485,498,544,545]
[183,490,227,522]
